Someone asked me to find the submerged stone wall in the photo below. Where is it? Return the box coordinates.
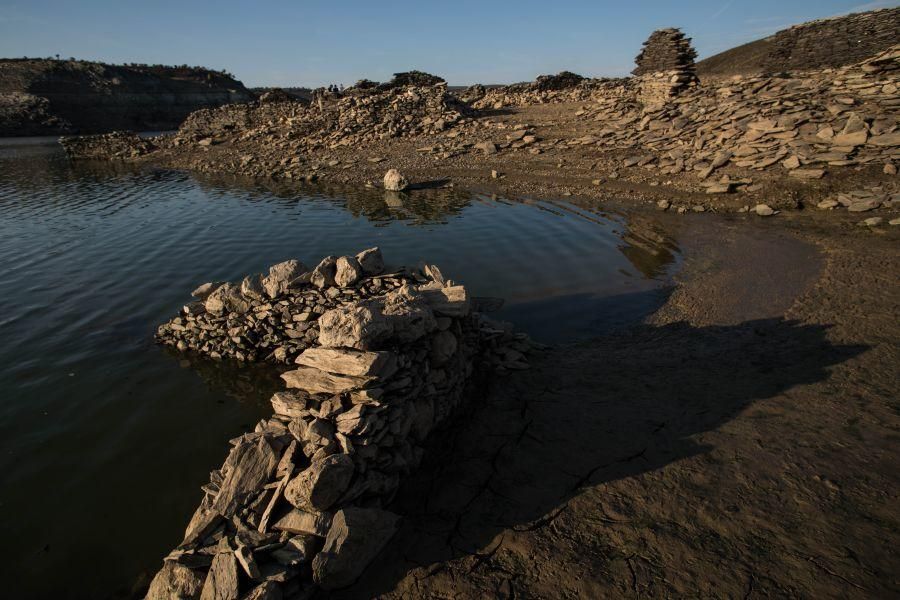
[147,249,536,598]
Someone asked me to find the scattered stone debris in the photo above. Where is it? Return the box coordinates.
[149,249,539,595]
[60,131,155,160]
[577,45,900,180]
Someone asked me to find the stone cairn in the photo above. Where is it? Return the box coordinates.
[147,249,536,599]
[632,28,699,108]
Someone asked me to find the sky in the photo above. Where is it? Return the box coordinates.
[1,0,897,87]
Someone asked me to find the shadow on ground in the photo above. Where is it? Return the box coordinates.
[333,316,867,598]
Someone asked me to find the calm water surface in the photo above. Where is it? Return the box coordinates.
[0,137,679,598]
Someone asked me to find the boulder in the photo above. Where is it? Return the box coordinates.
[281,366,374,395]
[311,507,400,590]
[240,274,266,300]
[355,247,384,275]
[335,256,363,288]
[213,438,278,517]
[284,454,355,511]
[318,305,393,350]
[295,347,398,378]
[191,282,223,300]
[311,256,338,289]
[200,552,239,600]
[262,260,308,299]
[272,509,332,537]
[205,283,250,315]
[270,391,308,419]
[146,562,204,600]
[383,169,409,191]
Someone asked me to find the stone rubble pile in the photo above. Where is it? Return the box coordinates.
[577,45,900,190]
[147,250,537,599]
[472,76,636,109]
[814,187,900,212]
[60,130,156,159]
[176,81,471,152]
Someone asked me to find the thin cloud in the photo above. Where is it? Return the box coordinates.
[710,0,735,21]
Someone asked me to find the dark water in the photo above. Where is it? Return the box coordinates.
[0,137,678,598]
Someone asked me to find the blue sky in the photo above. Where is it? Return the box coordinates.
[1,0,897,87]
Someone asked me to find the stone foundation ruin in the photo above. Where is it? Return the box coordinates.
[146,249,537,598]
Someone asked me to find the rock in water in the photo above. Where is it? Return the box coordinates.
[355,247,384,275]
[383,169,409,191]
[754,204,775,216]
[146,561,204,600]
[262,259,308,299]
[312,507,400,590]
[284,454,355,511]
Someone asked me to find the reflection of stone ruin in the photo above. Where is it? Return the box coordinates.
[633,28,699,108]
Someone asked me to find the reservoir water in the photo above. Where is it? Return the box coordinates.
[0,137,678,598]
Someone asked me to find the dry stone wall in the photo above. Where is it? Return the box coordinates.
[147,249,536,598]
[763,7,900,73]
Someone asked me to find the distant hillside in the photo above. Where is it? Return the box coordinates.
[0,59,253,136]
[697,7,900,77]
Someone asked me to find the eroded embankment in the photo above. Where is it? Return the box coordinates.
[145,248,538,598]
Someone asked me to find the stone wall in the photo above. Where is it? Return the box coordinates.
[763,7,900,73]
[146,249,535,598]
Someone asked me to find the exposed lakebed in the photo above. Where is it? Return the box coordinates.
[0,137,678,598]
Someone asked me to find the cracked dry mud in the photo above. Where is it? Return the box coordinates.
[326,216,899,599]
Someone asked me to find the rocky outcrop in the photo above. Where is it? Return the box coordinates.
[0,58,253,136]
[148,249,537,596]
[697,7,900,76]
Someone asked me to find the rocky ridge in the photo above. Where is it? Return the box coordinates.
[148,248,536,598]
[0,58,253,136]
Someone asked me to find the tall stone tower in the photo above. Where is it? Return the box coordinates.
[633,28,699,108]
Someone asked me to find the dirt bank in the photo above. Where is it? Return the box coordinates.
[327,215,900,598]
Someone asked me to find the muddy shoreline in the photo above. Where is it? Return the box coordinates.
[331,214,899,598]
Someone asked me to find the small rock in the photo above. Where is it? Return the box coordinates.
[475,141,498,154]
[754,204,775,216]
[885,163,897,176]
[383,169,409,192]
[860,217,883,227]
